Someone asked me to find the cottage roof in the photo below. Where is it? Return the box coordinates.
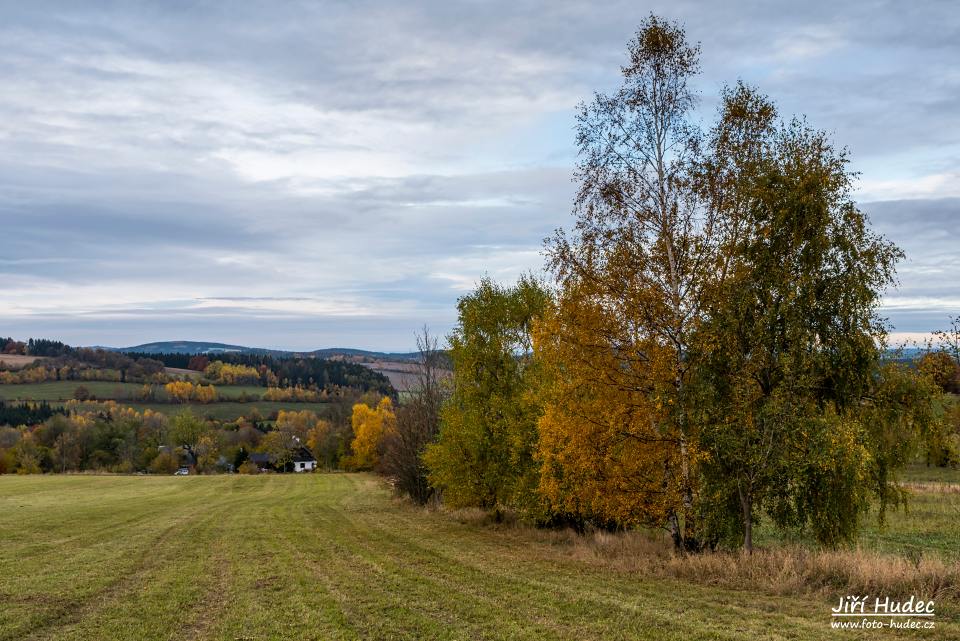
[291,447,316,463]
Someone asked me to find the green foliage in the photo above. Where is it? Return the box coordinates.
[919,350,960,394]
[424,275,550,511]
[693,84,916,549]
[170,411,208,449]
[149,450,180,474]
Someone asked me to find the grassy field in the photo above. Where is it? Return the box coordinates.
[0,474,956,640]
[123,401,332,420]
[0,381,145,401]
[752,463,960,561]
[0,381,266,402]
[0,355,45,369]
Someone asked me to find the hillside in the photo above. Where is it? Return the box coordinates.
[111,341,420,362]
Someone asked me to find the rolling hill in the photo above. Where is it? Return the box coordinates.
[108,340,421,362]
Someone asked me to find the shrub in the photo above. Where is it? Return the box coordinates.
[150,450,180,474]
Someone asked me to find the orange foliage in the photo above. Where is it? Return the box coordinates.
[534,285,683,528]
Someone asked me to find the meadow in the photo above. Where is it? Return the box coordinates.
[0,381,336,421]
[753,463,960,560]
[123,400,332,421]
[0,382,266,402]
[0,473,956,641]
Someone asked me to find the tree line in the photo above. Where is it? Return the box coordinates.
[128,351,394,394]
[0,389,381,475]
[1,338,72,357]
[1,341,394,396]
[0,401,62,428]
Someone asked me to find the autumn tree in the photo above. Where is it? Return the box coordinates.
[692,84,916,551]
[920,321,960,395]
[380,327,449,504]
[203,361,261,385]
[187,355,210,372]
[165,381,194,403]
[170,411,208,457]
[150,449,180,474]
[933,316,960,367]
[542,16,730,548]
[919,351,959,394]
[194,433,223,472]
[347,397,396,471]
[535,288,678,530]
[424,276,550,513]
[275,409,320,443]
[305,418,334,466]
[164,381,217,404]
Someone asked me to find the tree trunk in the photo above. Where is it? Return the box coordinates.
[678,435,697,550]
[738,484,753,554]
[668,509,682,550]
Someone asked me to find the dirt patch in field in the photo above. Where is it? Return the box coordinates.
[0,354,45,369]
[164,367,202,379]
[362,360,451,392]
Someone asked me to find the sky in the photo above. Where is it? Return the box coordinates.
[0,1,957,352]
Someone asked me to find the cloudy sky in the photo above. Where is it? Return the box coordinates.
[1,1,957,351]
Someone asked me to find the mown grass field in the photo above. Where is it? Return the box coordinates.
[1,474,956,641]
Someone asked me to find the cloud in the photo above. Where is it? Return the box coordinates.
[0,1,957,349]
[865,198,960,335]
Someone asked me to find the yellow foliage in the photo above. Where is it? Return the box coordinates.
[263,386,321,402]
[276,409,324,441]
[203,361,261,385]
[164,381,218,404]
[349,397,396,470]
[533,285,681,528]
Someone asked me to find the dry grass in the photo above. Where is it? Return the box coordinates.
[902,481,960,494]
[432,501,959,608]
[0,354,44,369]
[542,528,960,604]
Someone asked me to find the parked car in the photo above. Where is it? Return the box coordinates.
[174,467,190,476]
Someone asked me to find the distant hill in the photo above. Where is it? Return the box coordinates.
[110,340,420,361]
[310,347,421,361]
[113,341,281,356]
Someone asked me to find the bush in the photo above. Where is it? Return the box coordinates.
[149,450,180,474]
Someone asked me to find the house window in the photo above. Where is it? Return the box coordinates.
[298,462,303,470]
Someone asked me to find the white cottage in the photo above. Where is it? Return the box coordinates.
[291,447,317,472]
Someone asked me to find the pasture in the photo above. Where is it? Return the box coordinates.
[0,381,144,402]
[753,463,960,560]
[124,400,332,420]
[0,474,956,640]
[0,382,265,402]
[0,355,44,369]
[0,381,334,422]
